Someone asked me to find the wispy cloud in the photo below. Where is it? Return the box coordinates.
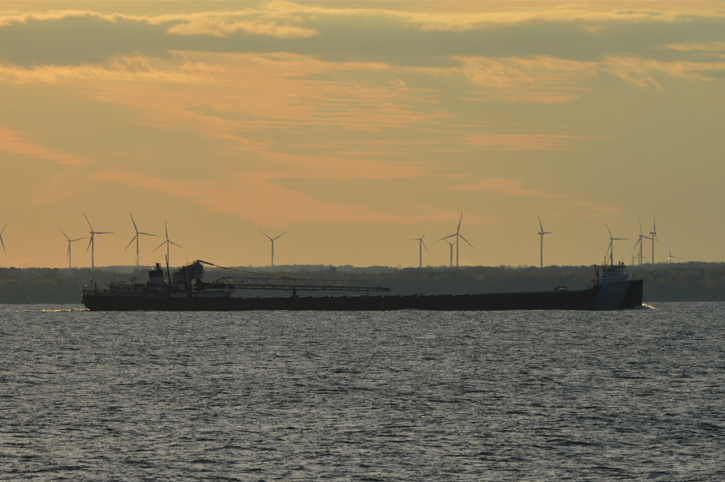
[462,134,583,151]
[0,55,217,84]
[167,15,318,39]
[0,128,89,165]
[91,169,411,226]
[452,178,568,199]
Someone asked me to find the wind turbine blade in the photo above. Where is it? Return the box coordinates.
[95,231,113,235]
[125,236,137,251]
[169,241,183,248]
[59,228,70,241]
[633,239,641,249]
[0,221,8,236]
[138,232,158,237]
[273,231,287,241]
[457,213,463,234]
[538,215,543,232]
[259,231,273,240]
[129,212,138,232]
[86,236,93,252]
[439,234,456,241]
[153,240,166,252]
[0,236,5,254]
[605,223,613,238]
[71,237,85,242]
[83,213,93,231]
[638,217,643,235]
[422,240,429,254]
[165,222,169,239]
[459,234,474,248]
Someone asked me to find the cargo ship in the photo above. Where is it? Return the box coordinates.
[81,260,642,311]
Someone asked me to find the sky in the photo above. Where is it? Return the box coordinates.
[0,1,724,269]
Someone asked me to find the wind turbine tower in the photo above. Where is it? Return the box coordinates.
[260,231,286,267]
[125,212,158,267]
[153,222,183,266]
[605,223,628,266]
[0,221,7,266]
[84,214,112,269]
[60,228,85,269]
[633,218,652,266]
[538,216,552,268]
[439,213,473,267]
[441,238,455,268]
[650,213,658,264]
[412,229,429,268]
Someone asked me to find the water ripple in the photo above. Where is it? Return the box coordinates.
[1,302,724,480]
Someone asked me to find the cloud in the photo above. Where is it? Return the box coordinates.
[0,54,217,84]
[452,178,568,199]
[665,41,725,53]
[1,3,725,69]
[462,134,583,150]
[91,169,412,226]
[167,15,318,39]
[450,178,623,217]
[454,55,597,102]
[601,55,725,86]
[0,128,90,165]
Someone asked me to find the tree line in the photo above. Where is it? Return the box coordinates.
[2,263,725,304]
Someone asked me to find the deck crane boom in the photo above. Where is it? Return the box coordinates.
[193,260,390,297]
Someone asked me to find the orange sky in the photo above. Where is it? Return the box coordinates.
[0,1,724,268]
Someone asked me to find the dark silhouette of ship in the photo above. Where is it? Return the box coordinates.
[81,260,642,311]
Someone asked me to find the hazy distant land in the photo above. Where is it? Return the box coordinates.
[2,263,724,304]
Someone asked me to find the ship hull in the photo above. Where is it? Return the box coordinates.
[82,280,642,311]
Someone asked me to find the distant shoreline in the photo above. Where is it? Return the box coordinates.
[2,263,724,303]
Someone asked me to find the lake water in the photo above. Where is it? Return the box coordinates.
[1,303,724,481]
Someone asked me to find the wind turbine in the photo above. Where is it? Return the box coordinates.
[153,222,182,266]
[439,213,473,267]
[125,212,158,267]
[538,216,552,268]
[84,213,112,269]
[667,244,682,264]
[650,213,659,264]
[60,228,85,269]
[441,238,455,268]
[605,223,627,266]
[633,218,652,266]
[260,231,286,267]
[412,228,429,268]
[0,221,7,266]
